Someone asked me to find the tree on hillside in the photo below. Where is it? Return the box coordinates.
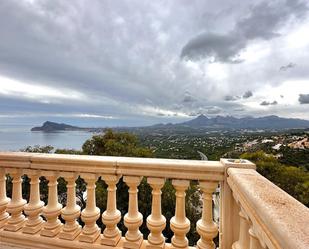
[82,129,153,157]
[22,145,54,153]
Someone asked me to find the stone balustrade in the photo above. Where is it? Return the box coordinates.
[0,152,307,249]
[226,167,309,249]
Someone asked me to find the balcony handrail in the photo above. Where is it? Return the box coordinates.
[0,152,307,249]
[227,167,309,249]
[0,152,226,181]
[0,152,233,249]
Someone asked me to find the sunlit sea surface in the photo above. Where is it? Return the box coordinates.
[0,124,94,151]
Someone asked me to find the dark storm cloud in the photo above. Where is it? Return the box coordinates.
[182,92,196,103]
[298,94,309,104]
[181,0,308,63]
[260,100,278,106]
[224,91,252,101]
[224,95,240,101]
[280,62,297,71]
[236,1,308,40]
[181,33,245,63]
[205,106,222,115]
[243,91,253,99]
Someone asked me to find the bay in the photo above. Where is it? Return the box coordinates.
[0,124,94,151]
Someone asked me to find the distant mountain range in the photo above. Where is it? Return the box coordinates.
[179,114,309,129]
[31,115,309,132]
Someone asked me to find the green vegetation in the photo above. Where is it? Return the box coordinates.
[82,129,153,157]
[139,133,244,160]
[278,147,309,171]
[23,145,54,153]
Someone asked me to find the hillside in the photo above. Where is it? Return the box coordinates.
[31,115,309,132]
[180,114,309,129]
[31,121,84,132]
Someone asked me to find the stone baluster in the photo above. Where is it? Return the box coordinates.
[0,168,10,228]
[170,180,190,249]
[4,168,26,231]
[146,177,166,249]
[232,207,250,249]
[249,226,262,249]
[124,176,143,249]
[23,170,44,234]
[196,181,218,249]
[79,173,100,243]
[101,175,122,246]
[59,172,81,240]
[41,171,63,237]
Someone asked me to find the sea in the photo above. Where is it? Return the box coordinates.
[0,124,94,151]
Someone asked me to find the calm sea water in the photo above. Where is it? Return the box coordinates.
[0,124,94,151]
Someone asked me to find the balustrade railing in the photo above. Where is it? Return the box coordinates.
[226,167,309,249]
[0,152,308,249]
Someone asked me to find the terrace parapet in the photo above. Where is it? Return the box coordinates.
[0,152,307,249]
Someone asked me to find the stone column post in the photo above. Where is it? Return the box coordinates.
[232,207,250,249]
[146,177,166,249]
[59,172,81,240]
[41,171,63,237]
[23,170,44,234]
[170,179,190,249]
[124,176,143,249]
[196,181,219,249]
[101,175,122,246]
[79,173,100,243]
[4,168,26,231]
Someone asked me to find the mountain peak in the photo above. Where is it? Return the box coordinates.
[196,114,208,119]
[31,121,79,132]
[182,114,210,126]
[43,121,58,125]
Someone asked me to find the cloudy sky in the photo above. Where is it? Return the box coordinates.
[0,0,309,127]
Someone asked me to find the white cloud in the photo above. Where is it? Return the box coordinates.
[256,80,309,105]
[71,114,115,119]
[286,19,309,49]
[0,113,116,119]
[138,105,190,118]
[0,76,86,103]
